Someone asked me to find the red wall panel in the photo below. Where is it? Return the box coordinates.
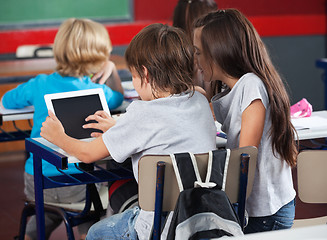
[134,0,326,20]
[134,0,177,21]
[0,0,326,54]
[218,0,326,16]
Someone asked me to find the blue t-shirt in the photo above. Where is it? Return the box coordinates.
[2,72,124,176]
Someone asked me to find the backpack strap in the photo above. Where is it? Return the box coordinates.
[205,149,230,191]
[170,152,201,192]
[171,149,231,192]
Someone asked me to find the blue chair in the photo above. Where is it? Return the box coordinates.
[18,138,134,240]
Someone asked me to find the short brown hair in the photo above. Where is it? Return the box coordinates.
[54,18,112,77]
[125,23,194,97]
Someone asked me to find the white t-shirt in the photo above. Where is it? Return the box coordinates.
[212,73,296,217]
[102,91,217,239]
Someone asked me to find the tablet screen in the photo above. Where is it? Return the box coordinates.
[44,88,110,140]
[51,94,103,139]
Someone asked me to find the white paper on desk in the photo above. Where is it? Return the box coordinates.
[0,105,34,115]
[122,81,139,99]
[292,116,327,130]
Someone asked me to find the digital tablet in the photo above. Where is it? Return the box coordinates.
[44,88,110,139]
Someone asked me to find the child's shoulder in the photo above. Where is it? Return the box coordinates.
[239,73,266,90]
[240,73,262,83]
[28,72,56,84]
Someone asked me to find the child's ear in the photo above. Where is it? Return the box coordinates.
[142,66,149,84]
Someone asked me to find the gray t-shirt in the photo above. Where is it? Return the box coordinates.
[212,73,295,217]
[103,90,217,181]
[102,91,217,240]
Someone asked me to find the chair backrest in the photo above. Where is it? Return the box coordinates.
[297,150,327,203]
[138,146,258,212]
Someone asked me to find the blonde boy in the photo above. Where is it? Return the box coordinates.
[1,18,123,239]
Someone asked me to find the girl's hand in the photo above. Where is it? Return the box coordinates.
[40,110,65,145]
[91,60,115,85]
[83,110,116,138]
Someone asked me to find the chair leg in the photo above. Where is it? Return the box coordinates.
[238,153,250,230]
[18,202,36,240]
[43,205,75,240]
[152,161,166,240]
[62,217,75,240]
[19,202,76,240]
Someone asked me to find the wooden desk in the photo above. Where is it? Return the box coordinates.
[0,106,33,147]
[25,137,133,240]
[215,111,327,149]
[0,106,34,123]
[292,110,327,140]
[0,55,127,84]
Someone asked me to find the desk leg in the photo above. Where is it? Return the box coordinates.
[33,154,46,239]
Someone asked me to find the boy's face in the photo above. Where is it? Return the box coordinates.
[131,68,153,101]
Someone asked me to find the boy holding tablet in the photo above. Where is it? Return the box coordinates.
[41,24,217,240]
[1,18,123,240]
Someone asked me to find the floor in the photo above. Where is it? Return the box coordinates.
[0,148,327,239]
[0,150,80,240]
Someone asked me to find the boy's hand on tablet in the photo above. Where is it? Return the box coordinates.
[41,110,65,144]
[83,110,116,137]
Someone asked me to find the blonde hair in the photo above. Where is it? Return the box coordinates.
[53,18,112,77]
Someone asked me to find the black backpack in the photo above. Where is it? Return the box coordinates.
[166,149,244,240]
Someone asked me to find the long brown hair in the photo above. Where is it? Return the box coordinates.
[194,9,298,167]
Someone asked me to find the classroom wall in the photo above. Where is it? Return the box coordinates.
[264,36,326,110]
[0,0,326,109]
[133,0,327,110]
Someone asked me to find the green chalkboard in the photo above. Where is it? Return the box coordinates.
[0,0,131,28]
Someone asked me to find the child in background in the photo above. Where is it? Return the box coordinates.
[193,9,298,233]
[1,18,123,240]
[173,0,217,43]
[40,23,217,240]
[173,0,218,100]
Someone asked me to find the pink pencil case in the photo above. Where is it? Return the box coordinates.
[290,98,313,118]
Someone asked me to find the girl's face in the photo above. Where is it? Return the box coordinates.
[193,27,224,83]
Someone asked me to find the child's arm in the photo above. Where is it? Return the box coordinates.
[40,110,110,163]
[92,60,124,95]
[239,99,266,148]
[82,110,116,138]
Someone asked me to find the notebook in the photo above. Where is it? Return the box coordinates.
[39,88,110,163]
